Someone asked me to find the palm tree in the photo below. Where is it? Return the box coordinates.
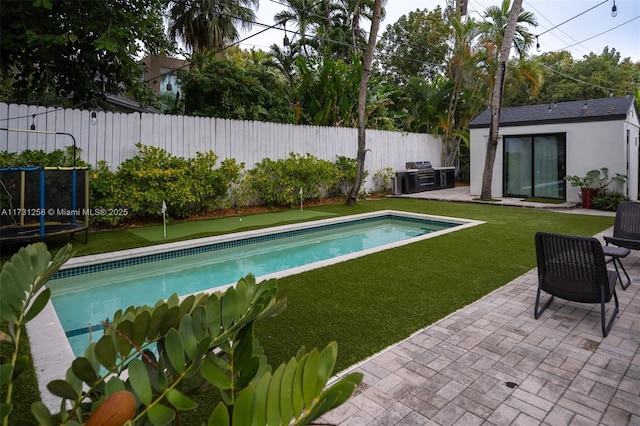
[315,0,386,60]
[341,0,373,56]
[167,0,258,54]
[478,0,537,59]
[346,0,383,206]
[267,42,301,83]
[480,0,525,200]
[313,0,351,58]
[439,14,486,167]
[274,0,320,56]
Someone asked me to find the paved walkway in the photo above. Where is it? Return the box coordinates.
[390,185,606,214]
[319,188,639,425]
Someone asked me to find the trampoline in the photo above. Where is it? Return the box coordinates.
[0,167,90,243]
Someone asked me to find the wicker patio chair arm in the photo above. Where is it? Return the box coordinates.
[603,235,640,250]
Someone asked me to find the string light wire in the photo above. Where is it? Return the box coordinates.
[556,15,640,52]
[539,62,622,94]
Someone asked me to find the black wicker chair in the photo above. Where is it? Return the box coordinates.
[603,201,640,289]
[535,232,619,337]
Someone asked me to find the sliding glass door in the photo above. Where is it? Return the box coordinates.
[504,133,566,199]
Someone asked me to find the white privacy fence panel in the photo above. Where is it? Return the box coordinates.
[0,103,443,191]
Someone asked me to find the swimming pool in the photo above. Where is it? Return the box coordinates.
[28,210,484,408]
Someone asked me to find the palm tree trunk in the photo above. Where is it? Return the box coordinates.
[479,0,523,201]
[347,0,382,205]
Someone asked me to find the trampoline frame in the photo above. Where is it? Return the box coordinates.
[1,127,90,244]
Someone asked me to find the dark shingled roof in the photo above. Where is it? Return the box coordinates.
[469,96,637,128]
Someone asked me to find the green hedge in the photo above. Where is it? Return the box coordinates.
[247,153,342,207]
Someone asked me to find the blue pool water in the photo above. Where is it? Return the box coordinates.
[48,212,466,355]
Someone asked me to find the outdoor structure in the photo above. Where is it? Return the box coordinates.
[469,96,640,203]
[140,54,189,95]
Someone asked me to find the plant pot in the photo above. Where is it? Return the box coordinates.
[581,188,599,209]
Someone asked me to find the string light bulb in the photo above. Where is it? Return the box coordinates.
[611,0,617,17]
[536,36,540,52]
[30,114,35,130]
[282,23,290,47]
[166,82,172,92]
[91,111,97,125]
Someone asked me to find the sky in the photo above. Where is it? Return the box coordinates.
[237,0,640,62]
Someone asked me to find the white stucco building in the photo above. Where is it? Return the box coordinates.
[469,96,640,203]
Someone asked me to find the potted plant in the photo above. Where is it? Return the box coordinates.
[565,168,627,209]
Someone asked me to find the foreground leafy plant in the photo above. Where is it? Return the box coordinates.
[0,243,76,426]
[1,243,362,425]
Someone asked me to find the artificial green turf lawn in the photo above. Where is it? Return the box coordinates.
[2,198,615,423]
[129,209,336,242]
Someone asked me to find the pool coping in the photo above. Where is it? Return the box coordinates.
[28,210,485,411]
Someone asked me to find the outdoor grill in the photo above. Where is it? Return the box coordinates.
[393,160,454,195]
[404,161,435,193]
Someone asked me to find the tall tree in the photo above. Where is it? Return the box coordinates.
[267,42,301,84]
[478,0,536,59]
[346,0,383,205]
[167,0,257,54]
[480,0,524,200]
[374,7,451,87]
[180,53,294,122]
[314,0,353,58]
[531,48,640,104]
[0,0,171,107]
[440,12,485,167]
[341,0,380,57]
[274,0,319,57]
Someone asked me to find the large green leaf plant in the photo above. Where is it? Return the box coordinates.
[0,243,362,425]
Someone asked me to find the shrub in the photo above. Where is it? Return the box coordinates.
[372,167,395,194]
[331,155,368,197]
[591,190,629,211]
[0,146,88,168]
[89,161,127,226]
[189,153,244,214]
[90,144,243,224]
[247,153,339,207]
[117,143,194,218]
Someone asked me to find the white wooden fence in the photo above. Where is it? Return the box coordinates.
[0,102,442,191]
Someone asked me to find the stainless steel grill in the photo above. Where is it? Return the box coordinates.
[405,161,435,192]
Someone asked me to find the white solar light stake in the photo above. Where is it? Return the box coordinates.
[162,200,167,238]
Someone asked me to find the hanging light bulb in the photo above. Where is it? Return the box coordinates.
[91,111,97,125]
[30,114,36,130]
[166,81,172,92]
[282,23,290,47]
[611,0,617,17]
[536,36,540,52]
